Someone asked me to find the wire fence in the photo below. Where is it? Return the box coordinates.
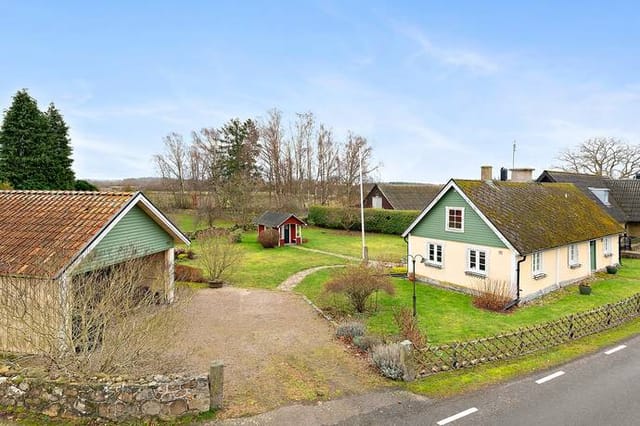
[414,293,640,377]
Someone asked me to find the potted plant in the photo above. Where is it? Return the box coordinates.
[578,282,592,295]
[198,236,243,289]
[606,265,618,274]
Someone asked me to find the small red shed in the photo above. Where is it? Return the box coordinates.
[255,211,306,247]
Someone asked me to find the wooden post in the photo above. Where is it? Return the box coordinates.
[165,248,175,303]
[209,360,224,410]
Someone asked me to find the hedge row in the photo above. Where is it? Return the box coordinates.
[307,205,420,235]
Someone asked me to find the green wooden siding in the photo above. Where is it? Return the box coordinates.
[411,188,507,248]
[76,205,173,273]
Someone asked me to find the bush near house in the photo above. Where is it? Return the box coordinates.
[324,263,395,313]
[175,264,205,283]
[307,205,420,235]
[258,228,279,248]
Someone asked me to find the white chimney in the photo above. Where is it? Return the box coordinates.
[510,168,534,182]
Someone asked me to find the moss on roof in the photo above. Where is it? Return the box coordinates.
[455,180,623,254]
[376,183,442,210]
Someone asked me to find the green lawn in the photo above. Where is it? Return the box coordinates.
[168,209,234,233]
[295,259,640,344]
[179,230,353,289]
[302,226,406,262]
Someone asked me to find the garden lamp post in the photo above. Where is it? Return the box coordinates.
[406,254,424,317]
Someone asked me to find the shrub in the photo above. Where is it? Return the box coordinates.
[258,228,280,248]
[325,263,395,313]
[186,249,196,260]
[353,334,382,352]
[198,237,243,282]
[174,264,205,283]
[307,205,420,235]
[228,229,243,244]
[393,307,426,349]
[370,343,405,380]
[336,321,365,340]
[473,279,513,312]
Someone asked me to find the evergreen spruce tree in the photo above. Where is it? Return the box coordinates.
[0,90,76,190]
[0,89,50,189]
[45,103,75,189]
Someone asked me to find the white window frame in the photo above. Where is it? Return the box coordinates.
[372,195,383,209]
[532,251,544,277]
[568,244,580,267]
[603,236,613,257]
[445,206,465,233]
[588,187,611,206]
[426,242,443,267]
[466,248,487,276]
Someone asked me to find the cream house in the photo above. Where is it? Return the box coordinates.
[402,179,623,303]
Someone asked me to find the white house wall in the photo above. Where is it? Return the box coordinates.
[409,235,513,296]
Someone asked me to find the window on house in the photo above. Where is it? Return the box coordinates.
[426,242,443,267]
[467,248,486,275]
[588,187,611,206]
[372,196,383,209]
[446,207,464,232]
[603,237,612,256]
[532,251,543,276]
[568,244,579,267]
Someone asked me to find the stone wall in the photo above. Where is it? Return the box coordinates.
[0,364,210,421]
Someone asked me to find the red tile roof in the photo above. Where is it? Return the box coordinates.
[0,191,133,278]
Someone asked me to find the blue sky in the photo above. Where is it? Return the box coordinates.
[1,1,639,182]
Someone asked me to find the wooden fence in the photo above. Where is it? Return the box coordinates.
[414,293,640,377]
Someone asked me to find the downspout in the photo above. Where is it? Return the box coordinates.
[505,255,527,311]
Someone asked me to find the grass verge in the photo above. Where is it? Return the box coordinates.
[406,317,640,398]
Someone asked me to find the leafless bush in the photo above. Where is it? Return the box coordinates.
[258,228,280,248]
[198,236,244,283]
[324,263,395,313]
[0,255,191,376]
[393,307,426,349]
[473,279,513,312]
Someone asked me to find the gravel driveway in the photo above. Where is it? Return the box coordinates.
[172,287,386,419]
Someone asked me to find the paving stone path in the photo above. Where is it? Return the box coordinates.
[277,264,345,291]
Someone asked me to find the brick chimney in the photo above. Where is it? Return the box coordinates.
[481,165,493,181]
[510,168,534,182]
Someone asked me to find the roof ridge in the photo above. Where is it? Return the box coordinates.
[0,190,135,196]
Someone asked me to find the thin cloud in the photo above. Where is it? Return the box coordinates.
[394,23,499,74]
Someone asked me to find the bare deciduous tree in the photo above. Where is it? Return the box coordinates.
[154,133,190,208]
[558,137,640,178]
[316,124,340,205]
[260,109,285,206]
[338,132,376,206]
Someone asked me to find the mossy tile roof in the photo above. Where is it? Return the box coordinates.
[455,180,623,254]
[376,183,443,211]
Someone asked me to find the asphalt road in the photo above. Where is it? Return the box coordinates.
[339,334,640,426]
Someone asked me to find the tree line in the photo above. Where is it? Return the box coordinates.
[153,109,378,224]
[0,90,92,191]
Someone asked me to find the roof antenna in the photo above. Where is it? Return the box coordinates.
[512,140,516,169]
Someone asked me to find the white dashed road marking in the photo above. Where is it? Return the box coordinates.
[535,370,565,384]
[604,345,627,355]
[436,407,479,425]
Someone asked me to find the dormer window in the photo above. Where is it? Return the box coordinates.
[588,187,610,206]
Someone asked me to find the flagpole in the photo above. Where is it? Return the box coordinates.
[359,145,367,261]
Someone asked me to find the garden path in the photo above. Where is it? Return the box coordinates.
[277,264,345,291]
